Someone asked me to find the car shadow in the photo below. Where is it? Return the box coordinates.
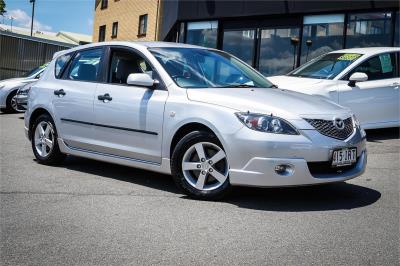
[366,127,399,142]
[55,156,381,212]
[61,156,181,194]
[220,183,381,212]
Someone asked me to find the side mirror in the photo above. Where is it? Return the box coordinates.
[348,72,368,87]
[127,73,158,88]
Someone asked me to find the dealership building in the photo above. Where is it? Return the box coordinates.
[94,0,399,76]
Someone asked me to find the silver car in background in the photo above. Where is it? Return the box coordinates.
[0,64,48,113]
[24,42,367,200]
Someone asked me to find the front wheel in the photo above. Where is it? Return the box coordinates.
[171,131,231,200]
[1,90,18,113]
[31,114,66,165]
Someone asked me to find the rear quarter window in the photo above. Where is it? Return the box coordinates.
[55,53,73,79]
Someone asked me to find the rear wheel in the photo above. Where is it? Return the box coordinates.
[171,131,231,200]
[31,114,66,165]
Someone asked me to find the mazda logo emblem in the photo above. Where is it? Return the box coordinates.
[333,118,345,130]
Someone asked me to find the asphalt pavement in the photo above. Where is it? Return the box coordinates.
[0,113,399,265]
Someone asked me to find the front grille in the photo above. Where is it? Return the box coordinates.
[304,117,354,140]
[308,158,358,176]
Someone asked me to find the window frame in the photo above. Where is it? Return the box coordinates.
[98,25,106,42]
[186,20,219,49]
[111,22,118,38]
[101,0,108,9]
[138,14,148,37]
[345,12,393,49]
[340,51,399,81]
[61,47,106,83]
[102,45,166,90]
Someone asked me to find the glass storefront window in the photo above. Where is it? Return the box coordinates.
[259,28,300,76]
[186,21,218,48]
[394,12,399,47]
[301,14,345,64]
[346,12,392,48]
[222,30,256,66]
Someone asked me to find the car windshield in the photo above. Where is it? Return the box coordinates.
[149,47,273,89]
[288,53,362,80]
[24,63,49,78]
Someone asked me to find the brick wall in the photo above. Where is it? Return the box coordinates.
[93,0,161,42]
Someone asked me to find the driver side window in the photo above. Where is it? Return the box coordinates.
[108,49,154,84]
[346,53,397,81]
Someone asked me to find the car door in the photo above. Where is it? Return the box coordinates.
[337,52,400,127]
[52,48,104,150]
[92,46,168,164]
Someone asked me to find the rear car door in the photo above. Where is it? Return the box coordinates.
[337,52,400,127]
[52,48,104,150]
[92,46,168,164]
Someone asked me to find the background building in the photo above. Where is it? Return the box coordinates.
[93,0,399,77]
[0,25,91,79]
[93,0,161,42]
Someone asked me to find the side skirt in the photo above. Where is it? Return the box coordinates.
[57,138,171,175]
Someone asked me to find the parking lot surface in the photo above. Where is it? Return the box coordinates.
[1,113,399,265]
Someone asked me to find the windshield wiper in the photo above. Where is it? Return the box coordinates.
[269,84,278,88]
[216,84,256,88]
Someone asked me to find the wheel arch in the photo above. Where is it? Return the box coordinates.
[2,88,18,110]
[169,122,224,158]
[28,107,54,140]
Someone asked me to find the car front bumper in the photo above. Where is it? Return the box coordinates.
[226,125,367,187]
[15,93,28,111]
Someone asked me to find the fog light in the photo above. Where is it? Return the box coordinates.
[274,164,294,176]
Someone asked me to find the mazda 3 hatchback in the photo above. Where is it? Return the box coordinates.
[25,42,367,200]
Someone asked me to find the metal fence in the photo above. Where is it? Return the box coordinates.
[0,32,74,80]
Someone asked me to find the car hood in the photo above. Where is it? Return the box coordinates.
[0,77,36,87]
[186,87,350,119]
[267,75,333,92]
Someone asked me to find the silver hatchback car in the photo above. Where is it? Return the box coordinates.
[25,42,367,200]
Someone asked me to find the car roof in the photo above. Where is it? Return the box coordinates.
[52,41,206,58]
[329,47,400,56]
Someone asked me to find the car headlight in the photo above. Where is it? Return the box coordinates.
[18,86,31,95]
[235,112,299,135]
[352,114,360,128]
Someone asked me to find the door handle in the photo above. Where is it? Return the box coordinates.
[54,89,66,97]
[98,93,112,102]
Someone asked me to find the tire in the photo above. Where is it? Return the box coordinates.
[171,131,231,200]
[1,90,18,113]
[31,114,66,165]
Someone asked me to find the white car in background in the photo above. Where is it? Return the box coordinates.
[268,47,400,129]
[0,64,48,113]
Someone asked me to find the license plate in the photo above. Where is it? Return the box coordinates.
[332,148,357,167]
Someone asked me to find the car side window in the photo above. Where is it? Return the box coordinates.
[55,54,72,79]
[67,49,103,82]
[346,53,397,81]
[108,49,154,84]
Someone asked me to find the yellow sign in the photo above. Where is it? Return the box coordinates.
[337,54,361,61]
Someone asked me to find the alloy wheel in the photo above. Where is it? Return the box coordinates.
[10,95,18,112]
[34,121,55,157]
[182,142,229,191]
